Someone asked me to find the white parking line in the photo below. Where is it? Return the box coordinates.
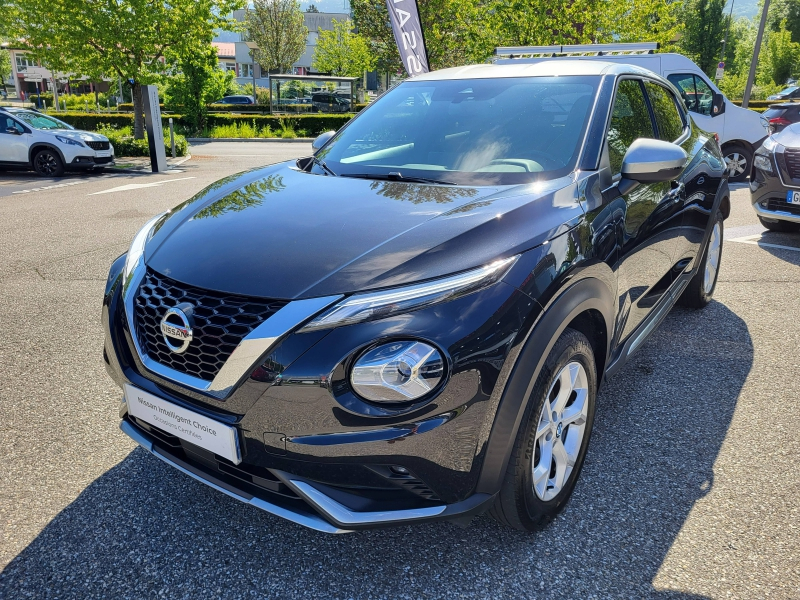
[11,178,110,194]
[727,234,800,253]
[88,176,195,196]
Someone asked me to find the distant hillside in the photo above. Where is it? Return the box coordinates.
[728,0,759,19]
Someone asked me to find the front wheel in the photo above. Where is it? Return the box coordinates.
[32,149,65,177]
[489,328,597,531]
[679,209,723,308]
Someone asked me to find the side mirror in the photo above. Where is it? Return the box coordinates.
[6,127,21,135]
[621,138,688,183]
[712,92,726,116]
[312,130,335,151]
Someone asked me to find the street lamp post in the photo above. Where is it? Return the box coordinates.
[742,0,770,108]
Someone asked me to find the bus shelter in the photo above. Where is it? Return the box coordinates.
[269,74,358,114]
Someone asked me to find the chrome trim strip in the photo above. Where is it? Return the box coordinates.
[280,475,447,526]
[754,202,800,223]
[122,259,342,398]
[628,277,689,355]
[120,421,350,534]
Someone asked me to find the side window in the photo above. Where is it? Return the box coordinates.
[667,73,714,116]
[607,79,655,175]
[692,76,715,116]
[645,82,685,142]
[1,117,24,134]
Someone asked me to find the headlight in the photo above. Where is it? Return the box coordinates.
[124,213,167,280]
[761,136,781,153]
[54,135,84,147]
[299,255,519,332]
[351,340,444,402]
[754,154,773,173]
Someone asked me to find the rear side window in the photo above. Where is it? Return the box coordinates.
[762,108,786,120]
[645,82,684,142]
[607,79,655,175]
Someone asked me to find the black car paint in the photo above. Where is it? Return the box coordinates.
[103,72,730,529]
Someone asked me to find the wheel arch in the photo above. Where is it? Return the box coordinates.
[28,143,66,166]
[475,276,615,495]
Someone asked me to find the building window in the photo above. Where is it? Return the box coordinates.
[15,55,36,72]
[238,63,253,78]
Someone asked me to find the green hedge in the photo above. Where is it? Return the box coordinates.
[731,99,797,109]
[207,103,271,112]
[54,111,355,137]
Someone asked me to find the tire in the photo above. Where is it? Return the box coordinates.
[679,209,724,308]
[759,216,800,232]
[722,144,752,183]
[489,328,597,531]
[32,148,65,177]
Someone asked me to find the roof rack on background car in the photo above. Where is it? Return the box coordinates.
[493,42,659,60]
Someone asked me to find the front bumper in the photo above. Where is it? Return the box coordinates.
[750,149,800,223]
[120,414,493,532]
[70,155,115,169]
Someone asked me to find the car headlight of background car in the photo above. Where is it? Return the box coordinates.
[55,135,84,147]
[754,153,774,173]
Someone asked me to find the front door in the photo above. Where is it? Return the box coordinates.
[0,116,29,163]
[606,78,685,343]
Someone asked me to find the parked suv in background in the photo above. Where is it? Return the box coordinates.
[214,95,256,105]
[750,124,800,231]
[767,86,800,101]
[494,43,766,182]
[105,59,729,533]
[761,103,800,133]
[0,107,114,176]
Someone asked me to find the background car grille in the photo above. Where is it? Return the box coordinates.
[86,141,110,151]
[766,197,800,216]
[784,149,800,179]
[134,269,288,381]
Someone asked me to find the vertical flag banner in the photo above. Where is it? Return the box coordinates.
[385,0,430,76]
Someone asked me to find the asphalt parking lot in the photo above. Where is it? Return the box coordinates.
[1,143,798,599]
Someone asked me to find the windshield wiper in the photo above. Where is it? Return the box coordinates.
[311,155,337,176]
[340,172,456,185]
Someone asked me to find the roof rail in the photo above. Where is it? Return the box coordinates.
[493,42,659,59]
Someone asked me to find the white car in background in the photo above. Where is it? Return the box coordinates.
[494,43,768,182]
[0,107,114,177]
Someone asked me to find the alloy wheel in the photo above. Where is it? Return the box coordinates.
[35,152,59,176]
[724,152,747,178]
[704,221,722,294]
[532,361,589,501]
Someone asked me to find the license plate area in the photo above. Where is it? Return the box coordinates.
[95,150,111,157]
[124,384,241,464]
[787,191,800,205]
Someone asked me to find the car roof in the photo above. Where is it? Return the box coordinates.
[769,102,800,108]
[412,59,656,81]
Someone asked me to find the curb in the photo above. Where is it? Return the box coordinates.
[187,138,314,143]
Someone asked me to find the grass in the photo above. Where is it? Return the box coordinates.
[204,118,308,139]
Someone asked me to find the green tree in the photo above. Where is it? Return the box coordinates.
[765,21,800,84]
[306,3,319,11]
[312,19,375,77]
[166,43,235,134]
[768,0,800,43]
[680,0,727,76]
[246,0,308,74]
[5,0,244,138]
[0,49,10,94]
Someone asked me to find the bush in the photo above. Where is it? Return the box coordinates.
[206,103,271,113]
[55,111,354,138]
[118,102,165,112]
[95,124,188,157]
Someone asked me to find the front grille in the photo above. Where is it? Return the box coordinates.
[86,141,110,151]
[134,269,287,381]
[784,149,800,179]
[767,197,800,216]
[94,156,113,164]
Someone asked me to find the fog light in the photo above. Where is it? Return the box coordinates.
[350,340,444,403]
[390,466,410,475]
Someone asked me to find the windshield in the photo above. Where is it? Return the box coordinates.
[13,112,73,130]
[317,76,599,185]
[780,86,798,94]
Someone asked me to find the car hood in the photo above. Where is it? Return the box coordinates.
[145,162,582,299]
[772,123,800,146]
[48,129,109,142]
